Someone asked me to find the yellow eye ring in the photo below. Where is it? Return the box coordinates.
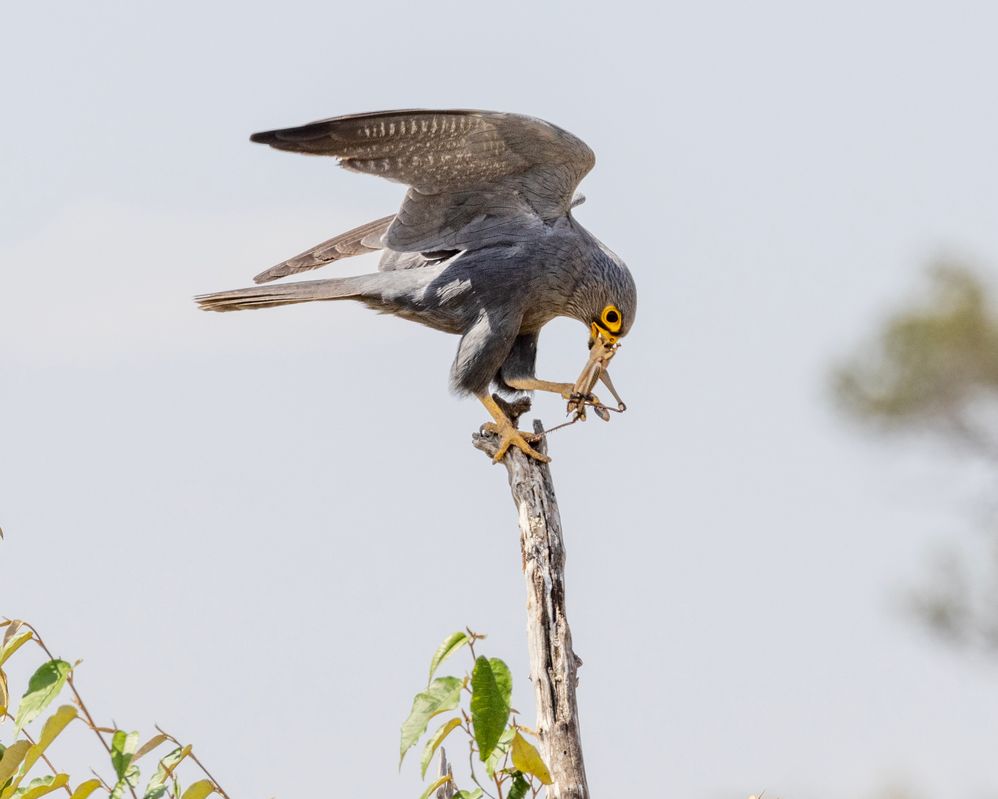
[600,305,622,333]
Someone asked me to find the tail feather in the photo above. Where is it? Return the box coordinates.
[195,275,375,313]
[253,214,394,284]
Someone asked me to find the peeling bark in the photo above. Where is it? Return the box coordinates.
[473,405,590,799]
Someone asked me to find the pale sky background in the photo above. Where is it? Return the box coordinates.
[3,1,998,797]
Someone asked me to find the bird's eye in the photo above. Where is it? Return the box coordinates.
[601,305,622,332]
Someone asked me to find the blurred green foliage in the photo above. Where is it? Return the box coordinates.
[833,263,998,652]
[835,264,998,447]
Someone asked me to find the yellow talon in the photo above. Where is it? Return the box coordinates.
[478,393,550,464]
[481,422,549,463]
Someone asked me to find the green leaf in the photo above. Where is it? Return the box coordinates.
[18,774,70,799]
[454,791,484,799]
[143,745,190,798]
[419,717,462,779]
[110,764,140,799]
[417,775,451,799]
[470,657,509,762]
[13,660,71,735]
[0,632,33,668]
[69,780,103,799]
[111,730,140,780]
[510,732,552,785]
[488,659,512,711]
[179,780,215,799]
[399,677,463,766]
[507,773,530,799]
[484,727,514,779]
[427,632,469,685]
[0,741,31,791]
[18,705,77,785]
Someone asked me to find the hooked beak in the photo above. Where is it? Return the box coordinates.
[589,322,619,348]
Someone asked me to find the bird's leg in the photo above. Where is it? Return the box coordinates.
[505,377,600,421]
[504,377,599,405]
[478,393,550,464]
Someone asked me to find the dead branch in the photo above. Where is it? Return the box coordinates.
[473,399,590,799]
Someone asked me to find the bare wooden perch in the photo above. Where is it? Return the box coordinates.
[473,397,590,799]
[436,748,456,799]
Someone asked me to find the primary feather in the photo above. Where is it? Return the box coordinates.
[250,110,595,254]
[253,214,394,284]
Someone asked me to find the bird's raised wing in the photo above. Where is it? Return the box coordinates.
[250,109,595,253]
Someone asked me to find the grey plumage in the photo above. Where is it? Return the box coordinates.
[196,109,636,400]
[253,214,394,284]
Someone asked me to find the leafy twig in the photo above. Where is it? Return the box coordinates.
[89,769,113,793]
[0,709,73,796]
[22,622,139,799]
[155,725,231,799]
[467,739,497,799]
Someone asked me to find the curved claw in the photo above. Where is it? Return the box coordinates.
[481,422,550,464]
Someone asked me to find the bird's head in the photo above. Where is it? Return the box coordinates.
[583,246,637,349]
[566,245,636,412]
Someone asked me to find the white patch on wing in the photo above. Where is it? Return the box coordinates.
[452,311,494,377]
[435,278,471,302]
